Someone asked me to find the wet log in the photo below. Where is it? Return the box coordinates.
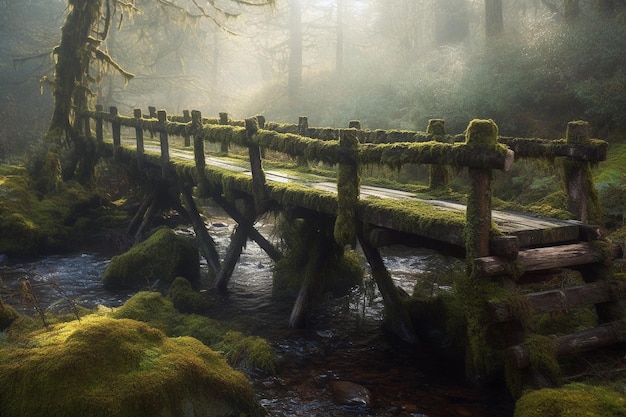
[489,281,621,322]
[507,320,626,369]
[475,242,606,278]
[213,199,255,291]
[358,234,419,344]
[489,236,519,259]
[180,186,221,276]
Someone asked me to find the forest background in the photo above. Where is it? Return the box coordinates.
[1,0,625,228]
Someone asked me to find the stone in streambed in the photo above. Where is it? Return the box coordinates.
[330,380,371,408]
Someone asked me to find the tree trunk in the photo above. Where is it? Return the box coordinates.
[288,0,302,100]
[485,0,504,38]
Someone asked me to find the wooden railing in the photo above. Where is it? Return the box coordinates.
[84,105,608,258]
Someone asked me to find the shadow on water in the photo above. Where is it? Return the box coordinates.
[0,218,514,417]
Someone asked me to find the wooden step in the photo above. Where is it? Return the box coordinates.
[475,242,608,278]
[506,320,626,369]
[488,281,622,322]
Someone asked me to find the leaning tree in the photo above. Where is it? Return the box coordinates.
[44,0,274,185]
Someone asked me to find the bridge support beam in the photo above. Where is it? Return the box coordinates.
[213,198,256,291]
[358,233,419,345]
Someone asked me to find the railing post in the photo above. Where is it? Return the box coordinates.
[133,109,144,169]
[334,128,360,248]
[182,109,191,147]
[148,106,157,139]
[256,115,266,158]
[246,117,268,213]
[297,116,308,166]
[219,112,229,154]
[95,104,103,143]
[427,119,451,190]
[157,110,170,179]
[563,121,597,223]
[464,119,498,263]
[192,110,209,197]
[110,106,121,147]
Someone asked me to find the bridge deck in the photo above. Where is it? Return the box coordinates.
[136,140,582,250]
[151,141,582,248]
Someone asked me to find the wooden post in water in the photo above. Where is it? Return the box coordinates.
[428,119,451,190]
[358,233,419,344]
[563,121,595,223]
[133,109,144,169]
[110,106,121,147]
[213,198,256,291]
[464,119,498,261]
[95,104,103,143]
[219,112,229,154]
[334,128,359,248]
[157,110,170,179]
[182,110,191,147]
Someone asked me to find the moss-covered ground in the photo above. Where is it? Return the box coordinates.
[0,290,274,417]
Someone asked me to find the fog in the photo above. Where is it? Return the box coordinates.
[1,0,626,159]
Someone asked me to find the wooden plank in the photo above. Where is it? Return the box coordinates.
[475,242,604,277]
[489,281,616,322]
[507,320,626,369]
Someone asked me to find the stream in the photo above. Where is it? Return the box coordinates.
[0,216,514,417]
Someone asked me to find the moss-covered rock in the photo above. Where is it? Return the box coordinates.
[215,330,277,375]
[0,164,108,256]
[102,228,200,290]
[168,276,210,314]
[0,315,263,417]
[514,383,626,417]
[0,302,20,331]
[111,291,226,347]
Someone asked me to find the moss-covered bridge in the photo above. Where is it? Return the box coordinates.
[84,106,624,392]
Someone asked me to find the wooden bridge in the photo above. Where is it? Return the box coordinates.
[83,105,624,392]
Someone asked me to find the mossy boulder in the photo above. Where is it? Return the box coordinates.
[102,228,200,290]
[514,383,626,417]
[168,276,210,314]
[215,331,277,375]
[0,303,20,331]
[111,291,226,347]
[0,315,263,417]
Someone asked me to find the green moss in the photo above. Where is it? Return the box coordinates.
[0,164,105,255]
[0,301,20,331]
[334,130,360,248]
[102,227,200,290]
[167,276,210,314]
[465,119,498,147]
[273,216,363,300]
[455,277,510,382]
[215,331,276,375]
[111,292,226,347]
[0,315,262,417]
[514,383,626,417]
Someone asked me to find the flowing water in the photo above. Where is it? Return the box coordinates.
[0,216,514,417]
